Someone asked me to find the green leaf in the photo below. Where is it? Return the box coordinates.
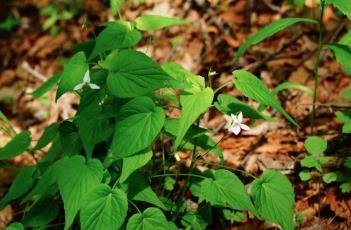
[58,121,82,156]
[110,96,165,158]
[272,82,313,96]
[161,62,205,93]
[31,73,61,98]
[174,88,214,150]
[76,103,114,157]
[121,172,166,210]
[323,172,338,183]
[232,70,300,128]
[57,156,104,230]
[0,166,36,210]
[181,212,208,230]
[89,22,141,60]
[0,17,20,31]
[105,50,172,98]
[56,52,88,100]
[335,110,351,133]
[339,30,351,46]
[299,170,312,181]
[22,161,61,201]
[126,207,169,230]
[344,157,351,168]
[200,169,256,213]
[287,0,305,7]
[222,210,246,224]
[110,0,123,15]
[120,150,153,182]
[301,155,323,172]
[214,94,272,120]
[33,123,58,150]
[251,170,295,230]
[327,0,351,20]
[135,15,188,31]
[340,182,351,193]
[304,136,327,155]
[324,43,351,76]
[0,131,31,160]
[5,222,24,230]
[234,18,317,61]
[164,176,176,191]
[22,196,59,227]
[80,184,128,230]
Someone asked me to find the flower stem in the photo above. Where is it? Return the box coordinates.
[311,0,326,135]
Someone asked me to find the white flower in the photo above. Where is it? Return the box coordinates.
[73,70,100,91]
[225,112,250,135]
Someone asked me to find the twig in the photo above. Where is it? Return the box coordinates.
[21,61,47,82]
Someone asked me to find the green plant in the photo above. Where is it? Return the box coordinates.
[39,1,81,36]
[5,1,351,229]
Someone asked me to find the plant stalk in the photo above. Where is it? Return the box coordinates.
[311,0,325,135]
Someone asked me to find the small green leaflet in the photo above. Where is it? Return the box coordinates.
[299,170,311,181]
[0,166,36,210]
[0,131,31,160]
[105,50,172,98]
[5,222,24,230]
[234,18,317,61]
[335,110,351,133]
[327,0,351,20]
[181,212,208,230]
[232,70,300,128]
[272,82,313,96]
[135,15,188,31]
[304,136,327,155]
[322,172,338,184]
[214,94,272,120]
[200,169,256,214]
[31,73,61,98]
[56,52,88,100]
[251,170,295,230]
[121,172,166,210]
[89,21,141,60]
[324,44,351,76]
[80,184,128,230]
[174,88,214,150]
[33,123,58,150]
[120,150,153,182]
[57,156,104,230]
[301,155,328,172]
[110,96,165,158]
[126,207,169,230]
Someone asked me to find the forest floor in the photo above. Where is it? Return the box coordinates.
[0,0,351,229]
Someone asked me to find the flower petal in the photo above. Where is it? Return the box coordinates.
[231,114,238,123]
[83,70,91,83]
[240,123,250,131]
[238,112,243,123]
[231,124,241,135]
[73,83,85,91]
[88,83,100,90]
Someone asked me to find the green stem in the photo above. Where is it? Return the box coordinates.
[214,80,232,94]
[311,0,325,135]
[128,200,141,213]
[195,160,257,179]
